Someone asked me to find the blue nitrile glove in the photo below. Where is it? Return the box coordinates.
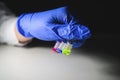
[16,6,91,48]
[68,24,91,48]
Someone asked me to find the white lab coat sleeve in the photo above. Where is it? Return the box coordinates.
[0,16,29,46]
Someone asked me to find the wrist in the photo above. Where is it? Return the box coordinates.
[14,25,32,43]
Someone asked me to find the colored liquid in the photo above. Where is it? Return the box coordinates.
[52,41,73,55]
[62,42,72,55]
[52,41,61,52]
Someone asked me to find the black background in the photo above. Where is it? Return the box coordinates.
[1,0,119,35]
[1,0,105,35]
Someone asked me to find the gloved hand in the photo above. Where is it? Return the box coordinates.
[16,6,91,48]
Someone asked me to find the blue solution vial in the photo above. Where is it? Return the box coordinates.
[56,41,66,54]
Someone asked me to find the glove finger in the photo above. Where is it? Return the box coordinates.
[57,24,91,41]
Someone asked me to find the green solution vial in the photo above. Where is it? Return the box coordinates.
[62,42,72,55]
